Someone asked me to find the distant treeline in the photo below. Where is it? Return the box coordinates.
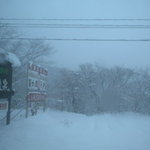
[1,24,150,115]
[48,64,150,115]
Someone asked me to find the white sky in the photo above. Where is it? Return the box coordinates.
[0,0,150,69]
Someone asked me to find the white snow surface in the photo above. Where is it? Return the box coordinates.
[0,110,150,150]
[0,49,21,67]
[6,52,21,67]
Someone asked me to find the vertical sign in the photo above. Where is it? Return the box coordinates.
[0,62,14,125]
[27,62,48,102]
[26,62,48,117]
[0,62,12,98]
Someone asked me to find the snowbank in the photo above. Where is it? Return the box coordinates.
[0,49,21,67]
[0,110,150,150]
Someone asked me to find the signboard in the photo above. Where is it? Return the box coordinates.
[27,63,48,101]
[0,51,19,124]
[0,62,13,99]
[0,101,8,110]
[27,92,46,101]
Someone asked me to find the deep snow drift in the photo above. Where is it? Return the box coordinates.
[0,110,150,150]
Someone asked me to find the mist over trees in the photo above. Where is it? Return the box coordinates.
[0,24,53,108]
[1,24,150,116]
[48,64,150,115]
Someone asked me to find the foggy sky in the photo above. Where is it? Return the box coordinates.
[0,0,150,69]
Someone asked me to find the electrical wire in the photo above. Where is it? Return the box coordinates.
[11,108,25,121]
[1,18,150,42]
[1,23,150,29]
[1,18,150,21]
[1,37,150,42]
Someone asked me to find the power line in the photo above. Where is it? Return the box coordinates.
[1,37,150,42]
[1,18,150,21]
[1,22,147,25]
[11,108,25,121]
[1,23,150,29]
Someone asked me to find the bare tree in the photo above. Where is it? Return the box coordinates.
[0,24,54,108]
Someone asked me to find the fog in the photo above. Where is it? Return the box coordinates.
[0,0,150,69]
[1,1,150,150]
[51,46,150,70]
[1,0,150,18]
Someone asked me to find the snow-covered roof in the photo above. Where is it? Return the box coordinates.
[0,49,21,67]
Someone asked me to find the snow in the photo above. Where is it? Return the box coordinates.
[0,49,21,67]
[0,110,150,150]
[6,52,21,67]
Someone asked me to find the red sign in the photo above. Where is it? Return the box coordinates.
[27,92,47,101]
[28,63,48,75]
[0,102,7,110]
[27,62,48,102]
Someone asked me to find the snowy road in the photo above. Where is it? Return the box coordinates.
[0,110,150,150]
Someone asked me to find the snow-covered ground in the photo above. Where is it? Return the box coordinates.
[0,110,150,150]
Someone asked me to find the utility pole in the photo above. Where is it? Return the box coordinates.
[6,63,13,125]
[6,96,11,125]
[0,52,20,125]
[25,63,29,118]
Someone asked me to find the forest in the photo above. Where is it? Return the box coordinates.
[1,24,150,116]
